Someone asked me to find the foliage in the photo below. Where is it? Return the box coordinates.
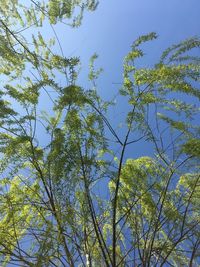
[0,1,199,267]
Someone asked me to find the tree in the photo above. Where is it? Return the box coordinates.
[0,1,199,266]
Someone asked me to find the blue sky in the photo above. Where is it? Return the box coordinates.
[51,0,200,97]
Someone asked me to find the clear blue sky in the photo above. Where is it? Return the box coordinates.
[51,0,200,97]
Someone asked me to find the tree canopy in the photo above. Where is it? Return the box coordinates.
[0,1,199,266]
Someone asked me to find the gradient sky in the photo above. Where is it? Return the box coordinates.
[50,0,200,96]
